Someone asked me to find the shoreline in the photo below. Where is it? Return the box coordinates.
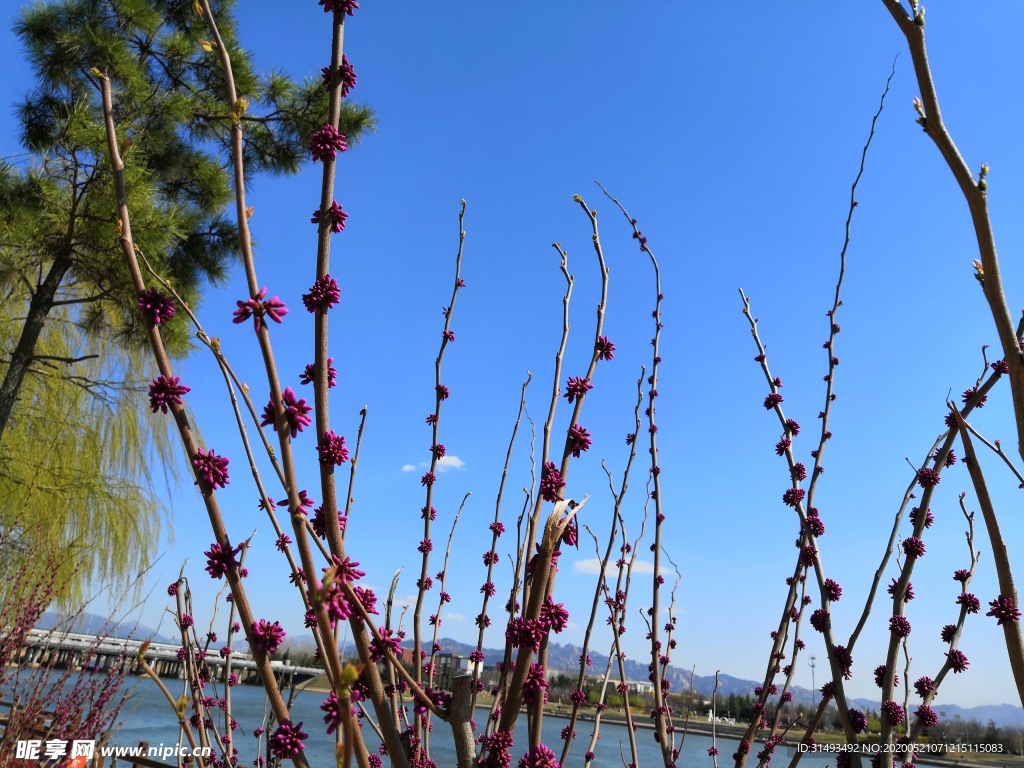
[296,677,1024,767]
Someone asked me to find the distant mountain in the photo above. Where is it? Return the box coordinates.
[909,703,1024,729]
[411,637,1024,728]
[47,616,1023,729]
[36,611,176,644]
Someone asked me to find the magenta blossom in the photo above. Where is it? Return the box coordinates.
[914,676,935,698]
[369,628,403,662]
[957,593,981,614]
[782,487,805,507]
[308,124,348,161]
[902,537,926,558]
[339,56,358,96]
[319,0,358,15]
[540,462,565,502]
[909,506,934,528]
[566,423,592,457]
[330,555,366,585]
[882,700,905,726]
[539,596,569,634]
[564,376,593,404]
[809,608,829,633]
[916,705,939,728]
[848,709,868,734]
[916,468,941,488]
[261,387,312,438]
[193,448,229,489]
[889,615,912,638]
[319,55,357,97]
[824,579,842,601]
[518,743,559,768]
[311,200,348,233]
[987,595,1022,625]
[946,649,969,673]
[320,692,342,735]
[317,430,349,466]
[352,585,378,616]
[962,386,988,408]
[205,541,243,580]
[269,720,307,759]
[138,288,176,325]
[251,619,286,654]
[522,663,549,706]
[302,274,341,314]
[311,507,347,539]
[233,287,288,332]
[300,357,337,388]
[149,375,191,414]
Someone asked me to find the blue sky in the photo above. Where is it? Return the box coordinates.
[4,3,1024,711]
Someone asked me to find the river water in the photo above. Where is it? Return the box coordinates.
[103,676,834,767]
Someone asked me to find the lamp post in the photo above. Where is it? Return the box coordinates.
[810,655,817,709]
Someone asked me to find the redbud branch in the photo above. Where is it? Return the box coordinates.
[472,373,531,716]
[877,365,1010,754]
[848,345,1014,658]
[193,9,370,760]
[426,494,469,758]
[557,196,609,479]
[559,374,643,767]
[339,581,446,720]
[808,62,893,514]
[710,672,721,768]
[413,202,467,744]
[905,499,979,743]
[846,448,934,654]
[952,406,1024,706]
[884,0,1024,467]
[595,182,672,762]
[497,499,588,737]
[955,415,1024,489]
[341,406,368,542]
[133,246,289,493]
[99,74,306,766]
[901,641,912,734]
[383,568,404,727]
[786,697,832,768]
[581,641,619,768]
[523,244,572,594]
[483,488,534,743]
[134,653,206,766]
[738,291,861,760]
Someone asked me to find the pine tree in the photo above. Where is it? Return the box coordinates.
[0,0,372,600]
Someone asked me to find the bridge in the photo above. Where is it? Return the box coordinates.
[15,629,323,686]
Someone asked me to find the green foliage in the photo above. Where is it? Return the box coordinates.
[8,0,373,354]
[0,0,374,603]
[0,301,171,606]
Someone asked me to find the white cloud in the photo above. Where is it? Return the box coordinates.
[435,455,465,472]
[573,558,662,576]
[574,558,604,575]
[400,455,466,474]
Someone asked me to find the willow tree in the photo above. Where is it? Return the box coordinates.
[0,0,372,601]
[0,302,172,607]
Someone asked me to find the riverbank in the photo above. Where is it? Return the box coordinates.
[299,675,1024,768]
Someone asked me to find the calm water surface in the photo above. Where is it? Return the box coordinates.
[90,675,835,767]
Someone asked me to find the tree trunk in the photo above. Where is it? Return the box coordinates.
[0,251,73,445]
